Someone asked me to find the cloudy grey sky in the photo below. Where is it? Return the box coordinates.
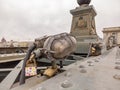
[0,0,120,41]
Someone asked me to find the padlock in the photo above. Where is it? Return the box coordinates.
[25,59,37,76]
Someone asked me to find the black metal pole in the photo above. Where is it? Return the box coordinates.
[60,61,63,68]
[19,43,36,85]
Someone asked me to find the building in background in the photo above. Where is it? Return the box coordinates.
[0,38,33,54]
[0,38,33,48]
[103,27,120,49]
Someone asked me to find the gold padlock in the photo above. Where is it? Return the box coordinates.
[25,57,37,76]
[43,66,58,77]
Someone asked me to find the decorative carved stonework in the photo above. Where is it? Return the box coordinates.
[70,5,97,36]
[77,17,87,28]
[103,27,120,49]
[74,16,87,31]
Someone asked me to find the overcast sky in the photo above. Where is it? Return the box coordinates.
[0,0,120,41]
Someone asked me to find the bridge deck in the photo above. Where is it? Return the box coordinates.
[1,47,119,90]
[29,47,120,90]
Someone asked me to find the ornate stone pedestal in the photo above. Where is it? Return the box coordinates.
[70,5,98,42]
[70,1,100,55]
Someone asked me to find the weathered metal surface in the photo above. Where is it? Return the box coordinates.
[1,47,120,90]
[0,67,47,72]
[0,58,23,63]
[0,68,14,72]
[28,47,120,90]
[0,60,23,90]
[11,76,49,90]
[43,33,76,59]
[0,47,28,54]
[0,53,25,63]
[37,58,76,65]
[75,42,91,54]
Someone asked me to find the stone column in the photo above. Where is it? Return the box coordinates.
[70,1,98,42]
